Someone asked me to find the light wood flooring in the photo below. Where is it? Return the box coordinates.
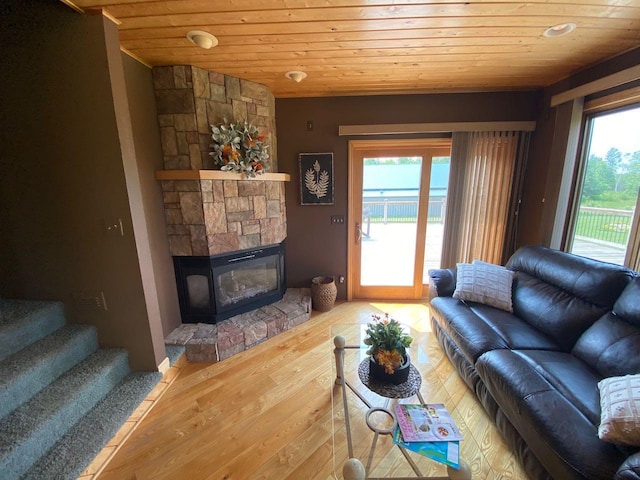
[96,301,530,480]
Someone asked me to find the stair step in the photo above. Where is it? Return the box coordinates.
[24,371,162,480]
[0,300,66,362]
[0,324,98,419]
[0,349,131,480]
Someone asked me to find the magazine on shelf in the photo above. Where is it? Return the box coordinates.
[392,427,460,469]
[393,403,463,443]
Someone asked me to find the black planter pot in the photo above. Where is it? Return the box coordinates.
[369,353,411,385]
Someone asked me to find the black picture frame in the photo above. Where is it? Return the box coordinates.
[299,152,334,205]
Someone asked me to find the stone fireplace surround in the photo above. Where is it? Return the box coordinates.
[157,170,288,257]
[152,64,286,257]
[154,65,312,362]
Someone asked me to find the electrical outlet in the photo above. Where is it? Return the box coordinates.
[331,215,345,224]
[338,275,345,284]
[104,217,124,236]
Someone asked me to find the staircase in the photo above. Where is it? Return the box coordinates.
[0,299,162,480]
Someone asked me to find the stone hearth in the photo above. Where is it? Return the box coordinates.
[164,288,311,362]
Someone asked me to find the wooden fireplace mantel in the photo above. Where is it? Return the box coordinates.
[155,170,290,182]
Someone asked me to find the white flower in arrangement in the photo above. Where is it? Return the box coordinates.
[305,160,329,198]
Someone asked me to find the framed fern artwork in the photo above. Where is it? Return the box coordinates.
[299,152,334,205]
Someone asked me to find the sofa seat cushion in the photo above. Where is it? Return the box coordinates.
[430,296,561,365]
[477,348,633,479]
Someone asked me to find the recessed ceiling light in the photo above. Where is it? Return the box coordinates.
[543,23,576,37]
[186,30,218,49]
[285,71,307,83]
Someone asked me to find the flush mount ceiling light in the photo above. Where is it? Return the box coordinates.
[186,30,218,49]
[543,23,576,37]
[285,70,307,83]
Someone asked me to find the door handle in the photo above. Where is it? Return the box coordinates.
[355,222,361,245]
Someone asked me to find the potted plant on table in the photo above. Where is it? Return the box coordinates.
[364,313,413,385]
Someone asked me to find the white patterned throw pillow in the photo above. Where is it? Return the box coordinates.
[453,261,514,312]
[598,374,640,446]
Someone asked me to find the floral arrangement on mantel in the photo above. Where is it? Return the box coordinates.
[364,313,413,374]
[209,119,269,177]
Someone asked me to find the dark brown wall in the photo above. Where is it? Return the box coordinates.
[519,47,640,247]
[276,92,539,298]
[0,0,165,370]
[121,55,182,343]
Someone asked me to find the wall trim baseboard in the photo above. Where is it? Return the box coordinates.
[157,356,170,375]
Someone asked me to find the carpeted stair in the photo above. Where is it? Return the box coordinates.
[0,299,163,480]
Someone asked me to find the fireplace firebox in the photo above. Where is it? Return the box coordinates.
[173,242,286,323]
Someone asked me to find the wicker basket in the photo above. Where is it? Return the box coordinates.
[311,276,337,312]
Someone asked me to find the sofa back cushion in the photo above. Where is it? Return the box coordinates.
[573,276,640,377]
[506,246,633,351]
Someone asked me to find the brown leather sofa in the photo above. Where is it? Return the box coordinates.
[429,245,640,480]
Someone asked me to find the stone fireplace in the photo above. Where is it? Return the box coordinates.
[154,65,312,362]
[153,64,294,329]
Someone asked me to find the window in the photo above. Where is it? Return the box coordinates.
[567,105,640,268]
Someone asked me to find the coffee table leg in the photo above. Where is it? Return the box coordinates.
[334,334,346,386]
[343,458,366,480]
[447,459,471,480]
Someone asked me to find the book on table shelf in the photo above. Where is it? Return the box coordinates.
[393,404,463,443]
[392,428,460,469]
[392,404,463,469]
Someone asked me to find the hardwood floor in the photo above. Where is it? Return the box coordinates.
[97,302,530,480]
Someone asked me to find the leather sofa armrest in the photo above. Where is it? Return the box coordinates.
[428,268,457,301]
[617,452,640,480]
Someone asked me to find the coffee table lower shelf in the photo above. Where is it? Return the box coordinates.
[334,334,472,480]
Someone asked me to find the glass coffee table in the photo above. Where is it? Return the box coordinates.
[331,323,472,480]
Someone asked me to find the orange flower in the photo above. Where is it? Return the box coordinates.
[375,349,403,374]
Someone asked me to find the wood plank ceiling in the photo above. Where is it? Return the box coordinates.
[63,0,640,98]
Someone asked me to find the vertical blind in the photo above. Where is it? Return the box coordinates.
[441,130,530,267]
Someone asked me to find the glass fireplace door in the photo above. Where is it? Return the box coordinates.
[213,254,280,309]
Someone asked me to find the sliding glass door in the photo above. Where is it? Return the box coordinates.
[348,139,451,299]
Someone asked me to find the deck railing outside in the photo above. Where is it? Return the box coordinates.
[363,200,634,246]
[364,199,445,224]
[574,206,634,245]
